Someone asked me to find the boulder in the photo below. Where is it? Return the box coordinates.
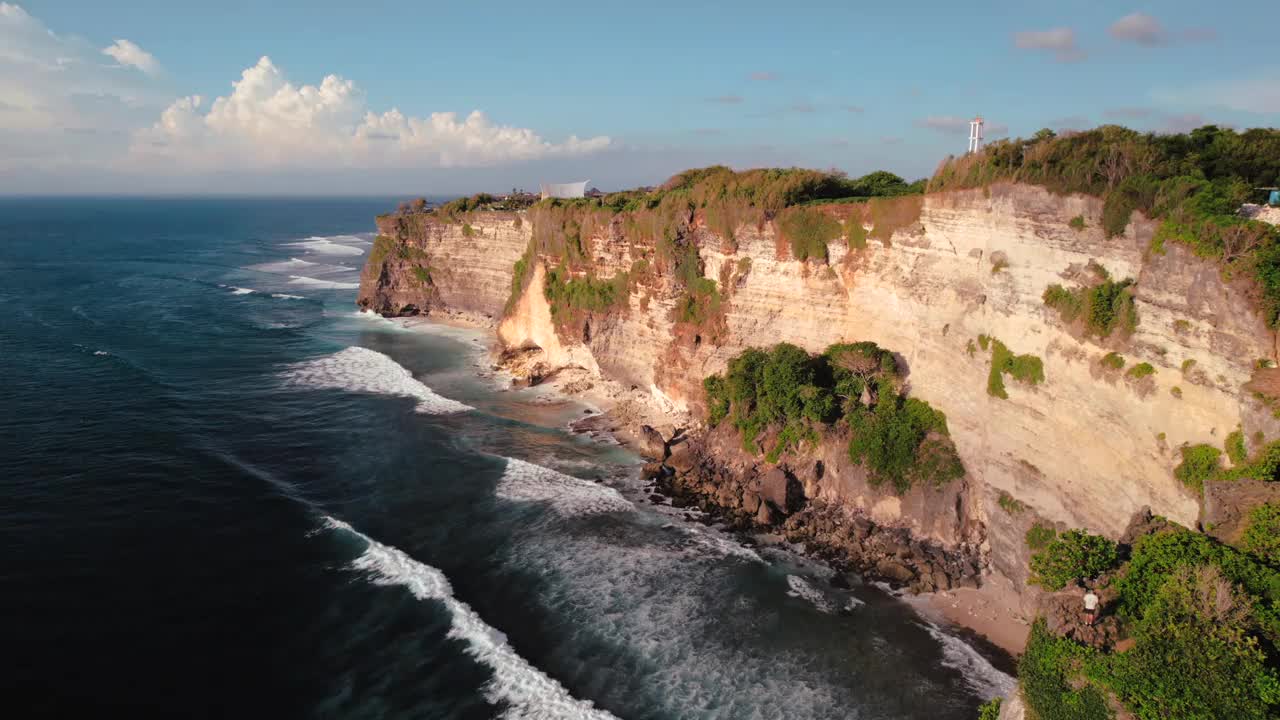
[761,468,802,514]
[638,425,668,461]
[756,502,779,526]
[666,439,697,474]
[875,559,916,584]
[741,489,761,515]
[640,462,665,481]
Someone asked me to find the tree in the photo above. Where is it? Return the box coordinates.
[1030,529,1119,589]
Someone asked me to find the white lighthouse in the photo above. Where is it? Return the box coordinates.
[967,116,984,154]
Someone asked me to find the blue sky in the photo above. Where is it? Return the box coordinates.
[4,0,1277,194]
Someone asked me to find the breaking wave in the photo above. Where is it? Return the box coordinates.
[285,236,366,256]
[785,574,838,613]
[917,621,1016,701]
[322,517,618,720]
[497,458,633,516]
[280,346,471,414]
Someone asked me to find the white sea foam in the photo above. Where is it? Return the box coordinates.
[681,526,764,564]
[93,350,110,356]
[281,346,471,414]
[497,457,633,516]
[288,275,360,290]
[786,575,837,613]
[285,237,366,256]
[250,257,318,273]
[271,293,306,300]
[230,286,255,295]
[917,621,1016,700]
[322,517,618,720]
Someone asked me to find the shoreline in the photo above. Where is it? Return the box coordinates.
[393,313,1026,661]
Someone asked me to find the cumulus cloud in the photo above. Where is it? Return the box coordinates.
[102,39,159,75]
[1013,27,1084,62]
[1109,13,1167,46]
[132,56,611,170]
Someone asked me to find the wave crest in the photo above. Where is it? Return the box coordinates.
[498,458,632,516]
[321,516,618,720]
[281,346,471,414]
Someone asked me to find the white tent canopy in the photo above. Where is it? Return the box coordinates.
[540,181,588,199]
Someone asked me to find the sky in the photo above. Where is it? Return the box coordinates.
[3,0,1277,195]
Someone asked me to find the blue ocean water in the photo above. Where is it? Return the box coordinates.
[0,197,1012,719]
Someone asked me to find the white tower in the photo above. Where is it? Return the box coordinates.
[967,116,984,154]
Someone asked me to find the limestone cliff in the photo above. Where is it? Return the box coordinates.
[358,183,1278,588]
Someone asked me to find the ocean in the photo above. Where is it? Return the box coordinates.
[0,197,1013,719]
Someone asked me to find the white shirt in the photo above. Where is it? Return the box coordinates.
[1083,592,1099,610]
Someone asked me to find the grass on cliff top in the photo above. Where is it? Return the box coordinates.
[703,342,964,493]
[930,124,1280,326]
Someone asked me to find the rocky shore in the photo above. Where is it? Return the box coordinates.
[635,425,986,596]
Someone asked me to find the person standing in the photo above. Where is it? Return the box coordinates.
[1083,588,1100,626]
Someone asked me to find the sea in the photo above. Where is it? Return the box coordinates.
[0,197,1014,719]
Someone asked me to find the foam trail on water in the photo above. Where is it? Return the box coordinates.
[284,237,365,256]
[785,575,838,613]
[271,293,306,300]
[288,275,360,290]
[498,457,633,516]
[322,516,618,720]
[281,346,471,414]
[917,621,1016,700]
[248,257,318,273]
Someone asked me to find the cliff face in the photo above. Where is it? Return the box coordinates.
[358,183,1278,582]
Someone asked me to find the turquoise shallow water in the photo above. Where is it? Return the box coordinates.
[0,197,1011,719]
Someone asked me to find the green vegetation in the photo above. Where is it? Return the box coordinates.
[1227,429,1249,464]
[777,207,842,263]
[1171,386,1183,399]
[1021,520,1280,720]
[410,266,432,285]
[984,336,1045,399]
[368,234,396,269]
[1101,352,1126,370]
[1027,523,1058,550]
[998,491,1027,515]
[1181,358,1197,373]
[977,698,1002,720]
[845,216,867,250]
[461,223,475,237]
[543,265,628,318]
[1030,529,1119,590]
[703,342,963,493]
[1043,265,1138,338]
[991,255,1009,273]
[1127,362,1155,380]
[1174,444,1222,494]
[930,124,1280,326]
[1069,215,1087,231]
[1243,503,1280,566]
[1019,621,1112,720]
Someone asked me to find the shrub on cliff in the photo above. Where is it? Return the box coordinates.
[1173,444,1221,494]
[1018,621,1112,720]
[1030,529,1118,590]
[1042,273,1138,339]
[985,337,1045,399]
[1243,503,1280,566]
[703,341,961,490]
[1101,565,1280,720]
[777,207,841,263]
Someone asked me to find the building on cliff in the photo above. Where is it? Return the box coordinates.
[540,181,588,199]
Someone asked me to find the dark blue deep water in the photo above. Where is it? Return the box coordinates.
[1,198,1011,719]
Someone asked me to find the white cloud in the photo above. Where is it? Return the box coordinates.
[102,39,159,75]
[132,56,611,170]
[1109,13,1167,46]
[1013,28,1084,62]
